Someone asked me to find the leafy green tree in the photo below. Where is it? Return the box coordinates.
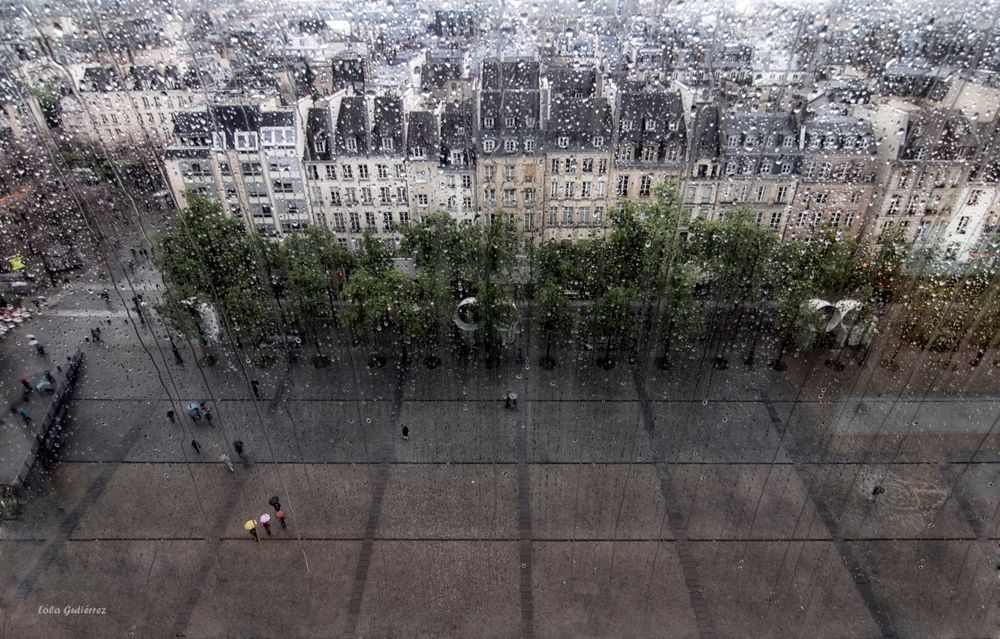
[472,218,519,366]
[587,286,636,368]
[656,265,702,368]
[536,281,574,368]
[155,194,273,351]
[687,207,777,368]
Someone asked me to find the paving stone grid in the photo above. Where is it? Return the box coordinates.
[0,283,999,638]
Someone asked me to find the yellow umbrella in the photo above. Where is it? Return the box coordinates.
[244,520,256,531]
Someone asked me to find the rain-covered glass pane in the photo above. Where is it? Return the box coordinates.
[0,0,998,636]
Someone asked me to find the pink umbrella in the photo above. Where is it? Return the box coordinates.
[259,513,271,525]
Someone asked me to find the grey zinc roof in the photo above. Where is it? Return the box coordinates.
[546,95,611,143]
[481,58,540,91]
[479,90,540,126]
[406,111,438,155]
[441,99,474,148]
[544,65,597,97]
[372,96,403,154]
[692,104,720,156]
[335,96,368,154]
[617,86,685,144]
[260,111,294,128]
[305,107,332,162]
[173,109,212,136]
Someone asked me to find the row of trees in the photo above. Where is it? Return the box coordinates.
[154,191,1000,371]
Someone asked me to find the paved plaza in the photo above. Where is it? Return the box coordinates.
[0,267,999,638]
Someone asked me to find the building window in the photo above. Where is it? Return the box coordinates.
[397,187,408,203]
[463,196,472,209]
[462,174,472,188]
[505,165,516,180]
[803,162,816,179]
[380,187,391,204]
[551,181,559,197]
[331,188,342,206]
[557,136,570,148]
[775,186,789,203]
[411,146,425,159]
[345,137,357,152]
[968,190,982,206]
[524,212,534,231]
[307,165,319,180]
[504,117,516,128]
[341,165,353,179]
[780,161,792,175]
[383,212,394,231]
[579,207,590,225]
[565,182,575,197]
[273,180,294,194]
[644,119,656,131]
[887,195,900,215]
[582,159,593,173]
[592,136,604,147]
[417,194,429,206]
[524,189,534,203]
[739,185,750,202]
[350,212,361,232]
[760,159,772,175]
[906,196,918,215]
[831,211,842,226]
[563,207,574,225]
[756,185,768,202]
[642,147,657,161]
[358,165,369,179]
[484,188,496,204]
[815,192,829,204]
[361,187,373,204]
[728,135,739,148]
[504,139,517,152]
[593,207,604,226]
[596,181,606,196]
[524,139,535,152]
[581,182,592,197]
[345,188,357,204]
[448,195,457,209]
[485,165,495,181]
[639,176,652,197]
[668,146,679,161]
[565,158,577,172]
[381,137,394,151]
[741,159,754,175]
[365,212,377,230]
[598,159,607,175]
[621,119,634,132]
[769,211,781,230]
[484,117,495,129]
[400,210,410,225]
[484,140,496,152]
[377,164,388,178]
[548,207,557,225]
[957,216,970,234]
[616,175,629,196]
[845,212,855,226]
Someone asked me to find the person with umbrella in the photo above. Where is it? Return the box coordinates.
[27,335,45,356]
[244,519,259,542]
[186,403,202,421]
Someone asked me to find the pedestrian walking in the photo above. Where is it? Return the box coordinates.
[268,496,281,512]
[260,513,272,535]
[245,519,258,542]
[275,510,287,529]
[220,454,235,473]
[233,440,246,462]
[191,439,201,454]
[17,406,31,424]
[505,392,512,409]
[401,424,409,440]
[203,408,212,423]
[27,336,45,356]
[166,410,175,423]
[19,375,32,393]
[251,380,260,399]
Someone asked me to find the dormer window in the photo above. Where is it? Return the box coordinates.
[557,136,570,148]
[345,137,358,152]
[483,139,496,152]
[235,131,258,150]
[504,139,517,152]
[411,146,425,159]
[525,116,536,128]
[728,135,739,148]
[782,135,795,148]
[592,136,604,148]
[622,119,635,132]
[809,135,821,149]
[456,126,465,135]
[484,117,495,129]
[844,136,856,149]
[314,138,327,154]
[644,119,656,131]
[504,117,516,128]
[669,120,679,131]
[381,137,394,151]
[212,132,225,149]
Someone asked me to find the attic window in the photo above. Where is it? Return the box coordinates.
[314,138,327,154]
[484,117,495,129]
[557,136,570,148]
[622,119,635,132]
[669,121,679,131]
[345,137,358,152]
[592,136,604,147]
[382,137,394,151]
[505,117,516,128]
[411,146,425,159]
[644,119,656,131]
